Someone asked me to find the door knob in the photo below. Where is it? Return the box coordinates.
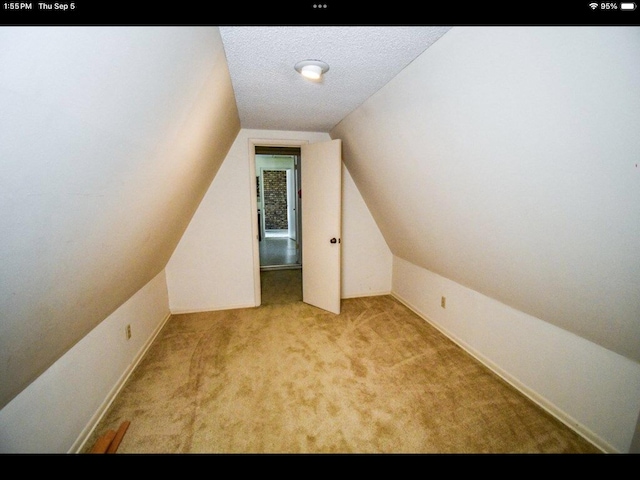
[330,238,340,244]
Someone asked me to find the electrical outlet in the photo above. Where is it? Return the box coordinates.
[441,296,446,308]
[125,324,131,340]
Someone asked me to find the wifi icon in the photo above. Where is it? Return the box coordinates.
[589,2,599,8]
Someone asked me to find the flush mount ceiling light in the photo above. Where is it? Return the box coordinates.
[294,60,330,81]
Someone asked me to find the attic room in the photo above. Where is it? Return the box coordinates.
[0,25,639,453]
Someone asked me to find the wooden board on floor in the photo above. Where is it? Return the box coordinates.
[90,421,130,454]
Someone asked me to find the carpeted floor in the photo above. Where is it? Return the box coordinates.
[82,269,600,453]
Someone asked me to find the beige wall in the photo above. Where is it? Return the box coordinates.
[0,27,240,410]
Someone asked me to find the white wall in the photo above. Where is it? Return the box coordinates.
[331,27,640,364]
[165,128,264,313]
[166,129,392,313]
[330,26,640,453]
[342,164,392,298]
[392,256,640,453]
[0,270,171,453]
[0,26,240,410]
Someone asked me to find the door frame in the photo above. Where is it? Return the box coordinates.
[249,138,308,306]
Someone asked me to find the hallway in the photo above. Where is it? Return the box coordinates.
[259,232,299,268]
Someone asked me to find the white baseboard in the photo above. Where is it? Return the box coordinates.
[71,312,172,453]
[170,303,257,315]
[341,291,391,300]
[390,291,612,454]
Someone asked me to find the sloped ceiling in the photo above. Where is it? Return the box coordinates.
[0,27,240,410]
[331,26,640,363]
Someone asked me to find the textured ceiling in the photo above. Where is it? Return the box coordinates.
[219,26,452,132]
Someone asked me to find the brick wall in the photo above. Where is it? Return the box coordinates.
[263,170,288,230]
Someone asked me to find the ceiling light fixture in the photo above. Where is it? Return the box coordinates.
[295,60,329,81]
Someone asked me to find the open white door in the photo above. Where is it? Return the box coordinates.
[301,139,342,314]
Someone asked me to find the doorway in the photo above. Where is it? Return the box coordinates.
[255,146,301,271]
[250,139,342,312]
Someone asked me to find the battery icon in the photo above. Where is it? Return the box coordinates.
[621,2,637,9]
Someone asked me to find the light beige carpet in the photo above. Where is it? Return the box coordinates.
[83,269,600,453]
